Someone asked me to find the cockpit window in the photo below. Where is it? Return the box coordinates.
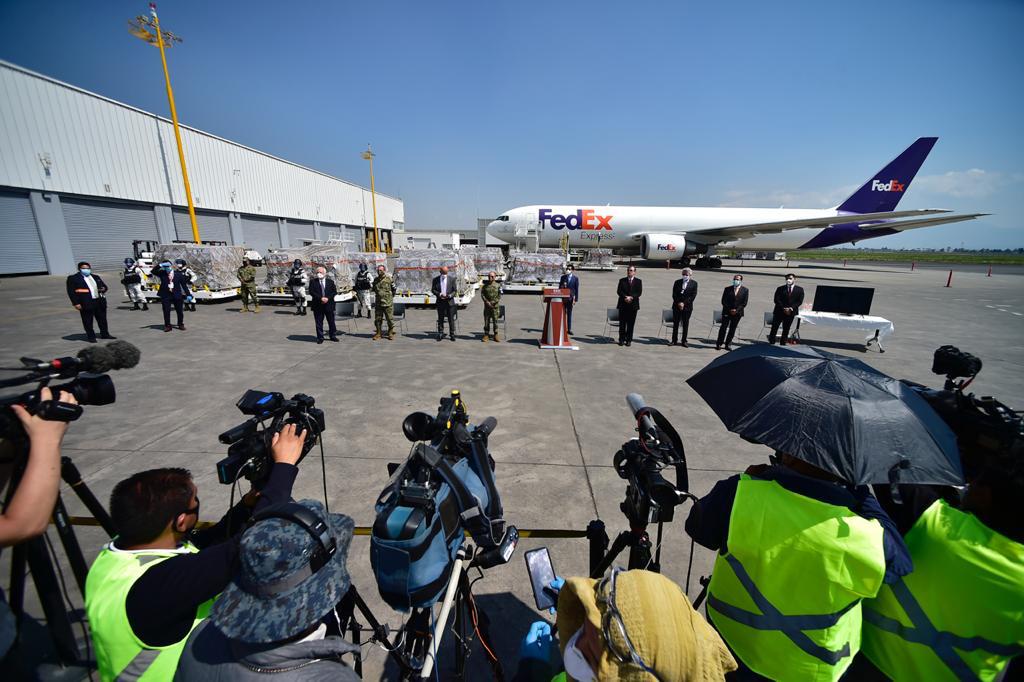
[497,215,509,221]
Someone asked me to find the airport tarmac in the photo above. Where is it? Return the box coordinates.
[1,259,1021,680]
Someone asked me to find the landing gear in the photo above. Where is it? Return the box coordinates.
[692,256,722,269]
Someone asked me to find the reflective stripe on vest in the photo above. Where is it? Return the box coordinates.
[707,475,886,682]
[862,500,1024,682]
[85,543,211,682]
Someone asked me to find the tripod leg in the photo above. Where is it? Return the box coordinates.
[590,530,635,579]
[627,529,653,571]
[62,457,116,537]
[51,493,89,594]
[24,535,82,665]
[587,520,609,577]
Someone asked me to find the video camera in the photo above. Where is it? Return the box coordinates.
[372,390,516,612]
[615,393,690,525]
[0,341,140,451]
[216,389,325,486]
[904,346,1021,480]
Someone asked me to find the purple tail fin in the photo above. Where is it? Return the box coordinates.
[836,137,938,214]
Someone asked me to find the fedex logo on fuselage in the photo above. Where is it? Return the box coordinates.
[538,208,613,230]
[871,179,905,192]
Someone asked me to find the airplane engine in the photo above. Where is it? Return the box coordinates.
[640,234,700,260]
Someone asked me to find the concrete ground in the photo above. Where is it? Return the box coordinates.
[1,258,1021,679]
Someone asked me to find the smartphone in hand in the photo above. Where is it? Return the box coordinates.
[525,547,557,611]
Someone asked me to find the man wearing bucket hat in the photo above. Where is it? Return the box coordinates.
[174,499,360,680]
[516,568,737,681]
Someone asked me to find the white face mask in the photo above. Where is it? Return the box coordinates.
[786,279,794,285]
[563,627,596,682]
[317,272,326,280]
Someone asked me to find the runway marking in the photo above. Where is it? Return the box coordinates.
[14,296,52,301]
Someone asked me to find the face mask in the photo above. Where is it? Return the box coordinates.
[563,627,596,682]
[163,264,172,271]
[786,279,794,284]
[317,272,326,280]
[79,268,91,276]
[682,275,690,281]
[733,279,741,286]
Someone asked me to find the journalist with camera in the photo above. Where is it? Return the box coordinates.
[84,422,305,681]
[850,346,1024,681]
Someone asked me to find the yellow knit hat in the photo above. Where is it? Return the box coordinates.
[556,570,737,681]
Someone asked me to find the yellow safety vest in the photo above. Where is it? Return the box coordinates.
[85,543,211,681]
[862,500,1024,681]
[707,475,886,682]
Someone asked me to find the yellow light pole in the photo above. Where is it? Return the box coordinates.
[129,4,201,243]
[361,144,381,253]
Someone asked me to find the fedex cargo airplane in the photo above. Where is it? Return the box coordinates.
[487,138,985,267]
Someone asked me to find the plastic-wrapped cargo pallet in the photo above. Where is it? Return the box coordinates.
[460,246,505,278]
[337,252,387,292]
[582,248,615,268]
[393,249,472,296]
[508,250,567,283]
[261,249,309,290]
[152,244,246,290]
[260,245,351,291]
[306,244,353,290]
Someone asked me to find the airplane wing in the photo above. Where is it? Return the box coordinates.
[629,208,953,244]
[855,213,989,232]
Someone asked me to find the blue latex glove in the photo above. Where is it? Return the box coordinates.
[520,621,556,661]
[547,576,565,615]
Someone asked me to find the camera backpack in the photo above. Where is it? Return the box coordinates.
[371,442,504,611]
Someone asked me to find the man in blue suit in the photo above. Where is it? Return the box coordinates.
[148,260,189,332]
[558,264,580,335]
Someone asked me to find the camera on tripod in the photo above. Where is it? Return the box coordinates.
[216,389,325,486]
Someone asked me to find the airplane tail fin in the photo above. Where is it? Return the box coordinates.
[836,137,938,214]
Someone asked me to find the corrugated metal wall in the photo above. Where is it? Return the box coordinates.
[62,198,159,270]
[0,61,403,228]
[345,226,365,249]
[0,190,47,274]
[288,220,315,247]
[240,215,280,254]
[173,209,231,243]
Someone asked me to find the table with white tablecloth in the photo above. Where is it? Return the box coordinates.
[794,311,895,352]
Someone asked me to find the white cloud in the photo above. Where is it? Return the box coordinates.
[717,184,858,209]
[912,168,1017,199]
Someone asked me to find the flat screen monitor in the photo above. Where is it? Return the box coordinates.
[812,286,874,315]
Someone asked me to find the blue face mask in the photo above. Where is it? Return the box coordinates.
[79,268,91,276]
[733,279,741,286]
[162,264,172,271]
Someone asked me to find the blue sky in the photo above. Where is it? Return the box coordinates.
[1,0,1021,247]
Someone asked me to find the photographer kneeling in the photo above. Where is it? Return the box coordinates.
[84,424,305,681]
[174,499,359,680]
[516,569,737,681]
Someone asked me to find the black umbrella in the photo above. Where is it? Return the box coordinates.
[686,344,963,487]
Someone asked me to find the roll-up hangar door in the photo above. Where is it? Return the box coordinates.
[344,226,365,250]
[0,190,47,275]
[287,220,315,247]
[173,209,231,243]
[240,215,280,254]
[63,198,159,271]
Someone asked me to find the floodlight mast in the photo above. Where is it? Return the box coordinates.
[129,3,201,244]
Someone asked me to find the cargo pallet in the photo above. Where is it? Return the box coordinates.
[502,281,562,294]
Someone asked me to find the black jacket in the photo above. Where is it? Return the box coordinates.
[308,278,337,310]
[672,278,698,310]
[773,284,805,315]
[558,273,580,303]
[148,268,189,300]
[66,273,108,307]
[616,276,642,311]
[431,274,457,301]
[721,285,748,318]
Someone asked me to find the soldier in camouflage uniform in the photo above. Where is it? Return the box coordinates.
[372,263,396,340]
[237,258,260,313]
[481,271,502,342]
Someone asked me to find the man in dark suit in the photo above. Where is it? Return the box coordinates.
[716,274,749,351]
[768,273,805,346]
[670,267,698,347]
[309,266,339,344]
[65,261,115,343]
[615,265,642,346]
[558,264,580,335]
[431,265,457,342]
[148,259,189,332]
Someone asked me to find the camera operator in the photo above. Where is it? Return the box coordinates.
[515,569,737,681]
[84,424,306,681]
[174,499,360,680]
[0,388,77,546]
[854,445,1024,680]
[684,451,912,681]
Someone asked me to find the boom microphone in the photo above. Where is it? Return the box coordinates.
[21,341,141,377]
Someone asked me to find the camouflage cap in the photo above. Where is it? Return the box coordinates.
[211,499,355,644]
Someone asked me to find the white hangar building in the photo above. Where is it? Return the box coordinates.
[0,60,404,275]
